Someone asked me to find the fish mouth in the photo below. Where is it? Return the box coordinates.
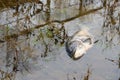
[66,51,84,60]
[71,54,85,60]
[65,38,85,60]
[66,42,85,60]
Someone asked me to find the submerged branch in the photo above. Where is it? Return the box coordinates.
[36,6,103,27]
[2,6,103,41]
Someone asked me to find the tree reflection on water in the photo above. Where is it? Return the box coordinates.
[0,0,120,80]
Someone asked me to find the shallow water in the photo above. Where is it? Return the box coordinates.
[14,14,120,80]
[0,0,120,80]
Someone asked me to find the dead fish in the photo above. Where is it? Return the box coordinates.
[65,28,93,60]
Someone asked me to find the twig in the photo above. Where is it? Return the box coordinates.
[1,6,103,42]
